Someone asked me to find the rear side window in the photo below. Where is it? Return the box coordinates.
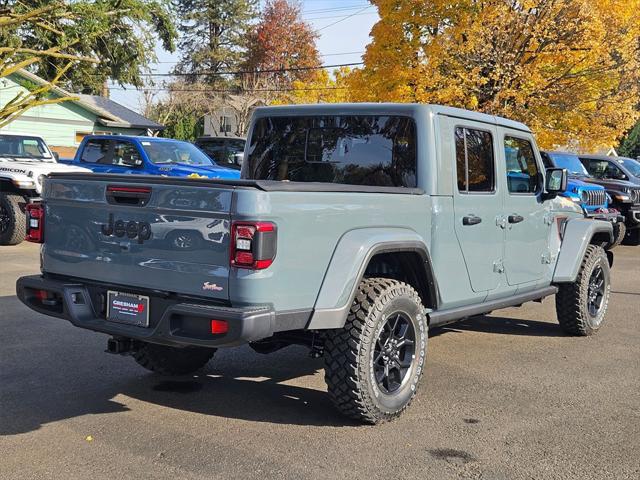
[455,127,495,193]
[246,115,417,187]
[81,140,110,164]
[504,137,541,194]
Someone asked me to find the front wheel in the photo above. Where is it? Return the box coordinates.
[0,193,26,245]
[555,245,611,336]
[323,278,428,424]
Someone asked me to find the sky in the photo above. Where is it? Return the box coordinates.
[108,0,379,113]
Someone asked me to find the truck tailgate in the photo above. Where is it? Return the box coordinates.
[42,176,233,301]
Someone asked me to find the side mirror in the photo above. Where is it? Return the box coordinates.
[53,152,60,161]
[543,168,567,200]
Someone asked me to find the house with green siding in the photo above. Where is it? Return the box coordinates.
[0,70,163,158]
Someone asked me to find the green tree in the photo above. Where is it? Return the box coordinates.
[0,1,98,127]
[174,0,258,84]
[6,0,176,94]
[619,121,640,159]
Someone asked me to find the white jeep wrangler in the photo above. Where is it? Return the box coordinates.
[0,133,90,245]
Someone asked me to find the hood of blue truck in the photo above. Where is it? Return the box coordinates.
[157,163,240,179]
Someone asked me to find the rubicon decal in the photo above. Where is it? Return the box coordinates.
[101,213,152,244]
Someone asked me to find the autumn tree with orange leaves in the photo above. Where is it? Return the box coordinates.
[243,0,321,100]
[348,0,640,151]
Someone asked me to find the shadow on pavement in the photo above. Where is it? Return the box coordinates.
[436,315,565,337]
[1,294,564,436]
[0,295,350,435]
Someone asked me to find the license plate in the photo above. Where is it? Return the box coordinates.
[107,291,150,327]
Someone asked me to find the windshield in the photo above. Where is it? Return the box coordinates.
[141,140,214,166]
[246,115,417,187]
[0,135,53,161]
[548,153,589,176]
[620,158,640,177]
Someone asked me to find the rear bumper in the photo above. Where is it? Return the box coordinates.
[16,275,308,348]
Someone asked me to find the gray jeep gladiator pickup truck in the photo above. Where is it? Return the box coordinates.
[17,104,614,424]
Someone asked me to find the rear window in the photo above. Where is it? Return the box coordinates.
[245,115,417,187]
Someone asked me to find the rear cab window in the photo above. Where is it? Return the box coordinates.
[81,139,111,164]
[246,115,417,187]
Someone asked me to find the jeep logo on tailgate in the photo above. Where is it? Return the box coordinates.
[101,214,152,244]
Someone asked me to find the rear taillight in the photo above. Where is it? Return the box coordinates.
[26,203,44,243]
[230,221,276,270]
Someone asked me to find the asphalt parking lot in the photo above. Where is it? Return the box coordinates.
[1,242,639,480]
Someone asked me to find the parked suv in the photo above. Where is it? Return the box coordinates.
[194,136,245,171]
[542,151,627,247]
[17,104,614,424]
[579,154,640,244]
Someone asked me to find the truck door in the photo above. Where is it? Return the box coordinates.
[499,130,548,285]
[450,121,504,293]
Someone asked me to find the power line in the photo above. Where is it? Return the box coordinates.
[303,3,370,13]
[109,85,349,93]
[151,50,364,64]
[305,11,376,21]
[317,5,374,31]
[131,61,364,78]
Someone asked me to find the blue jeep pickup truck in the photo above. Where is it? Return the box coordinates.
[62,135,240,179]
[18,104,614,424]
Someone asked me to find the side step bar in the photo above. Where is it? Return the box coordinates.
[428,286,558,327]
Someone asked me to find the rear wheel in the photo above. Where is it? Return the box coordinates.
[132,342,216,375]
[323,278,428,424]
[555,245,610,336]
[0,193,26,245]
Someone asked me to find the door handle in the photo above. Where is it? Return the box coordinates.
[508,214,524,224]
[463,215,482,226]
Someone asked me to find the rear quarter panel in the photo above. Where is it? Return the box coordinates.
[230,189,431,311]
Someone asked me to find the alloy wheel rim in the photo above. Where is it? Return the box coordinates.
[174,234,193,249]
[587,265,606,321]
[373,312,416,394]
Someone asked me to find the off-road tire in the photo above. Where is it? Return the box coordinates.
[323,278,428,424]
[0,194,26,245]
[555,245,610,336]
[132,342,216,375]
[606,222,626,250]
